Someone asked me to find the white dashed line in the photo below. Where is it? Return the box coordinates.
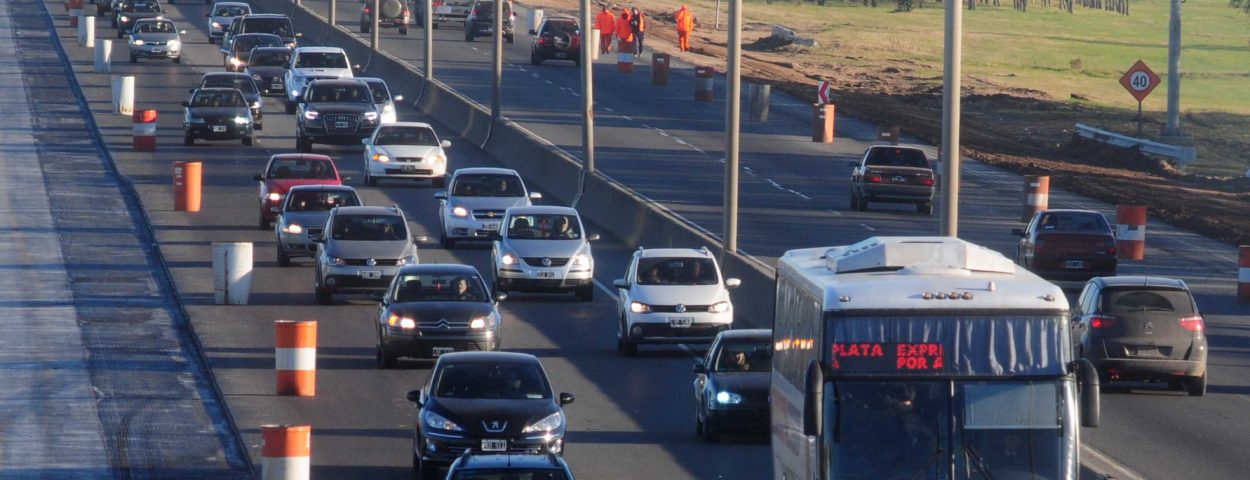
[828,209,842,216]
[788,189,811,200]
[767,179,784,190]
[689,145,706,154]
[673,138,689,146]
[605,107,614,112]
[544,80,553,84]
[622,115,633,121]
[518,67,527,72]
[861,223,876,231]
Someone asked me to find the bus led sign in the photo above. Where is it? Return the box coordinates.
[831,342,945,372]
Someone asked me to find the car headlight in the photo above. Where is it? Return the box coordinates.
[167,39,180,49]
[424,411,463,431]
[371,153,390,163]
[326,255,345,266]
[434,153,447,164]
[188,117,206,124]
[131,39,144,46]
[252,73,263,82]
[715,391,743,405]
[212,21,221,28]
[383,104,395,115]
[282,224,302,234]
[250,101,261,109]
[468,314,496,329]
[451,205,468,218]
[396,255,417,266]
[387,313,416,329]
[630,301,650,314]
[233,116,250,125]
[267,192,283,202]
[120,15,130,22]
[522,412,563,433]
[500,253,516,266]
[304,110,319,121]
[229,57,244,66]
[570,254,591,269]
[363,111,379,121]
[708,301,731,314]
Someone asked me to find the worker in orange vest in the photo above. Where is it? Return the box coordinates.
[595,4,616,54]
[675,4,694,52]
[615,9,634,55]
[629,7,646,55]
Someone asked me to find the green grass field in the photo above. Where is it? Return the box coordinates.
[687,0,1250,175]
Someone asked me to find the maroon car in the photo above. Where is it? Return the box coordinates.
[1014,209,1117,282]
[848,145,936,215]
[254,154,344,229]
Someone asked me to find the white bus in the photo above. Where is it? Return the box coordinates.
[771,237,1100,480]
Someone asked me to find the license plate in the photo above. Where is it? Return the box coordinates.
[892,175,905,183]
[1134,346,1159,356]
[481,439,507,452]
[271,83,283,89]
[482,28,493,33]
[432,346,454,357]
[483,222,500,231]
[536,271,557,279]
[1064,260,1085,269]
[554,52,568,58]
[403,165,417,173]
[335,121,349,128]
[360,270,382,280]
[151,48,163,53]
[670,317,694,328]
[212,125,226,132]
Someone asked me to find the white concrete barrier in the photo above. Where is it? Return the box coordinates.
[590,27,600,61]
[530,9,543,35]
[212,242,254,305]
[78,16,94,47]
[111,75,133,115]
[94,39,112,73]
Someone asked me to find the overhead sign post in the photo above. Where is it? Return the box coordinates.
[817,80,832,104]
[1119,60,1160,136]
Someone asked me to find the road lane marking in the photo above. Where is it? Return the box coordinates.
[1081,445,1148,480]
[861,223,876,231]
[767,179,784,190]
[787,189,811,200]
[828,209,842,216]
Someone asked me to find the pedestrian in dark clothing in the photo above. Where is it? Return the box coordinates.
[629,7,646,55]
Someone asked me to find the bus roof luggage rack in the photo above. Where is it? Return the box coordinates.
[825,237,1016,275]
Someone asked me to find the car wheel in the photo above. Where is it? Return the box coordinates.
[619,319,637,357]
[464,30,473,41]
[573,57,581,67]
[208,37,215,44]
[400,26,408,35]
[315,287,332,305]
[361,21,369,34]
[441,231,455,249]
[128,54,137,63]
[296,135,311,153]
[242,136,254,146]
[432,22,439,29]
[918,201,934,215]
[183,135,194,146]
[506,33,514,44]
[493,278,506,297]
[855,195,867,212]
[376,344,397,369]
[575,284,594,302]
[117,30,123,39]
[700,418,720,443]
[432,176,445,188]
[366,170,377,187]
[277,244,290,267]
[258,212,269,230]
[1187,374,1207,396]
[530,53,541,66]
[173,56,181,64]
[255,122,263,131]
[284,100,296,114]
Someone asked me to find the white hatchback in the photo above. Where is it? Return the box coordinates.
[492,206,598,301]
[612,247,740,356]
[435,168,541,248]
[206,1,250,44]
[362,122,450,187]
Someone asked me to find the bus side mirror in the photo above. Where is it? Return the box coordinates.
[1078,358,1100,428]
[803,361,825,437]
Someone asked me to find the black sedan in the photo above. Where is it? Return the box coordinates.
[182,88,254,146]
[198,72,264,130]
[407,352,574,480]
[373,265,503,368]
[693,329,772,442]
[245,47,291,97]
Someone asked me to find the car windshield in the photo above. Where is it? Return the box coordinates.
[375,126,438,146]
[244,18,292,36]
[234,35,282,52]
[295,52,348,69]
[214,5,248,16]
[331,214,407,241]
[285,189,359,212]
[308,84,371,103]
[203,76,258,94]
[713,340,772,372]
[1103,288,1195,315]
[1036,212,1109,233]
[866,148,931,169]
[506,214,581,240]
[364,81,391,103]
[122,0,160,12]
[450,470,568,480]
[267,159,337,180]
[635,257,718,286]
[452,174,524,198]
[393,273,488,303]
[435,362,550,400]
[191,90,246,108]
[250,50,290,67]
[135,21,174,33]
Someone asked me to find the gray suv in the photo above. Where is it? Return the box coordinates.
[313,205,423,304]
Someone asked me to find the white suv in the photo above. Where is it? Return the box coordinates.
[284,46,355,113]
[612,247,741,356]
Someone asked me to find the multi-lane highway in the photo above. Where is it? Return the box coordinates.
[32,0,1250,478]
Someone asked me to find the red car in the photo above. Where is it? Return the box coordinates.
[254,154,344,229]
[1014,209,1118,282]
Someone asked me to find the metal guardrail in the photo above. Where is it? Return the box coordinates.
[1074,122,1196,167]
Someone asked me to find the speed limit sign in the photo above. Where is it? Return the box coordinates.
[1120,60,1160,102]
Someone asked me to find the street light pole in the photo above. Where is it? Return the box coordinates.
[939,0,962,237]
[723,0,741,254]
[1163,0,1181,135]
[579,0,595,174]
[491,0,503,119]
[424,0,433,79]
[329,0,336,28]
[371,0,381,50]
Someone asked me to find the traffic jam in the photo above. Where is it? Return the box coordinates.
[98,0,1216,478]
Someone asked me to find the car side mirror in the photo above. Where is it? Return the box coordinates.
[361,138,372,145]
[847,161,858,169]
[528,29,536,35]
[1011,228,1025,237]
[528,192,542,200]
[181,101,190,107]
[394,95,404,102]
[406,389,422,405]
[693,363,707,374]
[370,291,387,303]
[434,191,447,200]
[414,236,430,244]
[587,234,600,242]
[295,32,304,38]
[340,176,352,182]
[440,140,451,148]
[494,292,507,302]
[612,278,628,289]
[558,392,575,406]
[352,63,363,73]
[725,278,742,289]
[309,235,324,243]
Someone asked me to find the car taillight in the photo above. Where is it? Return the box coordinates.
[433,0,443,5]
[402,8,409,16]
[1090,315,1116,329]
[866,175,882,183]
[1180,315,1204,332]
[472,9,478,16]
[921,177,934,186]
[571,36,580,48]
[364,5,370,13]
[1033,240,1045,254]
[537,37,545,45]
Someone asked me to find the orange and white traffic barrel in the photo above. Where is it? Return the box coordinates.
[261,424,311,480]
[1237,246,1249,304]
[616,41,634,73]
[1115,205,1146,260]
[1021,175,1049,222]
[694,66,714,102]
[275,320,316,396]
[133,109,157,151]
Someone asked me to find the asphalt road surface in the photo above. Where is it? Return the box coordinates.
[43,0,1250,478]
